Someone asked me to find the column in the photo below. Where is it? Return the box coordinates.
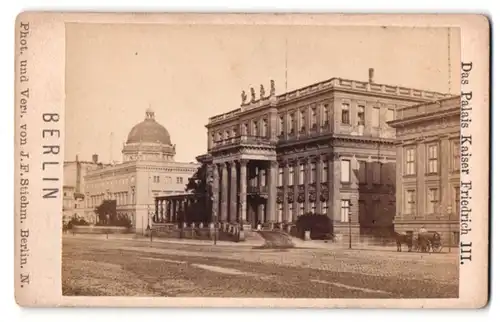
[304,159,310,213]
[328,153,335,221]
[221,162,229,222]
[212,163,220,223]
[230,161,238,223]
[283,162,289,223]
[416,141,425,218]
[267,160,278,223]
[154,198,158,223]
[292,160,299,222]
[240,160,248,223]
[316,157,322,212]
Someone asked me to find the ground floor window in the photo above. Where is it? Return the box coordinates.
[288,202,293,221]
[321,201,328,215]
[341,199,350,222]
[278,203,283,222]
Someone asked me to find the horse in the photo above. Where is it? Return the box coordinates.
[393,231,413,252]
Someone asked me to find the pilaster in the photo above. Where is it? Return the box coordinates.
[221,162,229,222]
[230,161,238,223]
[239,160,248,223]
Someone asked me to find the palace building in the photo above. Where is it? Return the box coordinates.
[82,108,198,233]
[388,96,461,246]
[184,70,452,240]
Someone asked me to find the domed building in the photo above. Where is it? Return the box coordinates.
[82,109,199,234]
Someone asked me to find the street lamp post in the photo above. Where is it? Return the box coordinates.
[447,205,452,253]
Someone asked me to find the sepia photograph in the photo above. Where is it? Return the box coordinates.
[13,12,490,308]
[61,22,462,298]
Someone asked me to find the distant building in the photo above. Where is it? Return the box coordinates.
[63,156,103,224]
[388,96,460,245]
[163,70,452,240]
[83,108,199,233]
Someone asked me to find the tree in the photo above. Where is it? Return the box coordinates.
[185,164,208,194]
[95,200,117,225]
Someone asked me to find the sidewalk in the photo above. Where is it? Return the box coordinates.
[63,233,459,254]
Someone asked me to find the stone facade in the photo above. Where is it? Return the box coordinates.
[197,75,451,239]
[388,96,461,246]
[80,109,198,233]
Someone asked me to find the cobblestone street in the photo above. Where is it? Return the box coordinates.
[62,237,459,298]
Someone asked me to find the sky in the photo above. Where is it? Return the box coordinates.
[65,23,460,163]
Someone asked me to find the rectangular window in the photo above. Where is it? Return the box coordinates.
[427,188,439,214]
[322,161,328,183]
[310,162,316,184]
[321,201,328,215]
[427,144,439,174]
[323,104,329,126]
[288,113,295,134]
[372,162,381,184]
[232,127,237,138]
[341,200,350,222]
[405,189,416,214]
[242,123,248,135]
[279,115,284,135]
[278,167,284,187]
[341,160,351,183]
[262,119,268,137]
[372,107,380,127]
[311,107,317,129]
[253,120,259,136]
[288,166,294,185]
[224,130,230,140]
[357,105,365,126]
[386,109,394,122]
[278,203,283,221]
[288,202,293,220]
[176,177,183,184]
[405,147,416,175]
[452,140,460,171]
[299,202,305,216]
[358,161,367,184]
[299,164,305,185]
[341,103,350,124]
[299,110,305,131]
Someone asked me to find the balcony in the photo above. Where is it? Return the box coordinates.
[209,135,276,152]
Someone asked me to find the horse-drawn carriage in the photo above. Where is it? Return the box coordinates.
[413,231,443,253]
[394,230,443,253]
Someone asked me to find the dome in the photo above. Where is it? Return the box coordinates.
[126,109,172,145]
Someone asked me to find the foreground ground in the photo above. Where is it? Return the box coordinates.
[62,236,459,298]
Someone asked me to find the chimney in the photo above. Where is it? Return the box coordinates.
[368,68,374,83]
[92,154,98,163]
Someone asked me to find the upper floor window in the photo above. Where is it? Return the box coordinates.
[299,110,306,132]
[288,113,295,134]
[278,167,284,187]
[341,200,350,222]
[232,127,237,138]
[341,103,350,124]
[288,165,294,185]
[310,162,316,184]
[242,123,248,136]
[427,144,439,174]
[252,120,259,136]
[299,163,305,184]
[262,118,268,137]
[176,177,183,184]
[357,105,365,126]
[278,115,284,136]
[427,187,439,213]
[452,140,460,171]
[405,147,416,175]
[372,107,380,127]
[341,159,351,183]
[224,130,230,140]
[310,107,317,129]
[323,104,329,126]
[322,161,328,183]
[386,109,395,122]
